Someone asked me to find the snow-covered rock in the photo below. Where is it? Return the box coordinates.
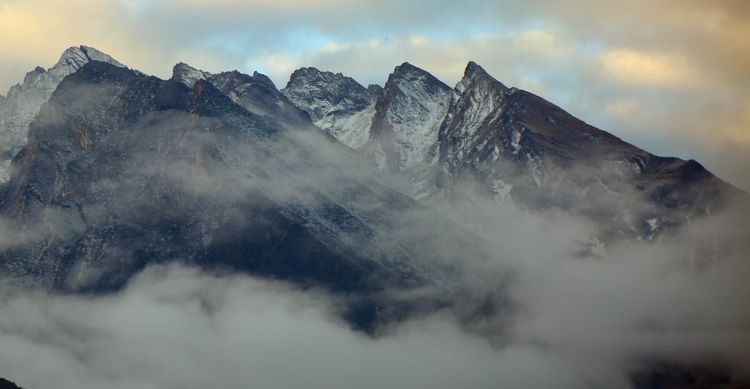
[171,63,312,129]
[172,62,212,88]
[362,63,452,198]
[281,67,379,148]
[0,46,126,182]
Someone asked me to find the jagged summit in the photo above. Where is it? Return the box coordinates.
[172,62,211,87]
[250,71,277,90]
[22,66,47,84]
[282,66,377,147]
[54,45,126,71]
[283,66,375,121]
[464,61,486,76]
[170,65,312,129]
[0,60,464,332]
[393,61,419,72]
[287,67,352,83]
[389,62,445,85]
[365,61,452,186]
[456,61,508,94]
[0,47,743,245]
[0,45,127,183]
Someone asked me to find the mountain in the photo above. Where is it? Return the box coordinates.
[172,62,313,130]
[0,46,746,389]
[0,378,22,389]
[0,46,127,183]
[282,63,454,199]
[436,62,743,241]
[284,61,745,243]
[363,63,453,198]
[281,67,381,149]
[0,60,492,330]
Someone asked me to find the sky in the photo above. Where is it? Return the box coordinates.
[0,0,748,190]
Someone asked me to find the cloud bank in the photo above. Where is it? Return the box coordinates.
[0,195,748,388]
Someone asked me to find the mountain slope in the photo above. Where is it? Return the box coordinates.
[0,46,127,182]
[0,378,22,389]
[171,63,313,130]
[281,67,381,149]
[0,61,490,330]
[283,61,745,243]
[435,62,743,241]
[362,63,453,200]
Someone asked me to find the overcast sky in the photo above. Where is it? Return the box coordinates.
[1,0,748,190]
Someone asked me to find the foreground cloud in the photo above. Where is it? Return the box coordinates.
[0,265,613,389]
[1,195,748,388]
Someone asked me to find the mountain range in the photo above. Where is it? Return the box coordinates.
[0,46,747,387]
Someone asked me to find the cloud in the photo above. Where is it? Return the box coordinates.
[1,196,749,388]
[0,265,613,389]
[597,49,700,88]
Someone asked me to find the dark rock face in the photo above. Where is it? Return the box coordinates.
[285,61,746,244]
[282,67,375,123]
[0,46,126,183]
[171,63,313,130]
[365,63,452,177]
[0,62,483,330]
[436,62,743,242]
[0,378,22,389]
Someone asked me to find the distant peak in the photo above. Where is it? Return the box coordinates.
[22,66,47,84]
[288,66,347,82]
[172,62,211,87]
[386,62,450,92]
[55,45,126,70]
[291,66,322,76]
[464,61,488,77]
[251,71,277,89]
[456,60,507,93]
[287,67,333,84]
[173,62,199,71]
[367,84,383,96]
[393,62,424,75]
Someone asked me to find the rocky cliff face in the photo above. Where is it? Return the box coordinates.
[282,61,745,243]
[435,62,742,242]
[171,63,313,130]
[281,67,380,149]
[362,63,453,198]
[0,46,127,183]
[0,61,487,330]
[0,378,22,389]
[0,46,746,389]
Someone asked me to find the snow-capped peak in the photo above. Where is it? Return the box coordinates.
[172,62,212,87]
[282,67,374,122]
[281,66,376,147]
[54,45,126,73]
[1,45,128,183]
[365,62,452,184]
[250,71,277,90]
[456,61,508,94]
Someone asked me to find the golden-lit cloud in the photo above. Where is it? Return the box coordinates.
[165,0,349,10]
[598,49,699,88]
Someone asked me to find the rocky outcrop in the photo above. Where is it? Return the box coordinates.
[0,46,126,183]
